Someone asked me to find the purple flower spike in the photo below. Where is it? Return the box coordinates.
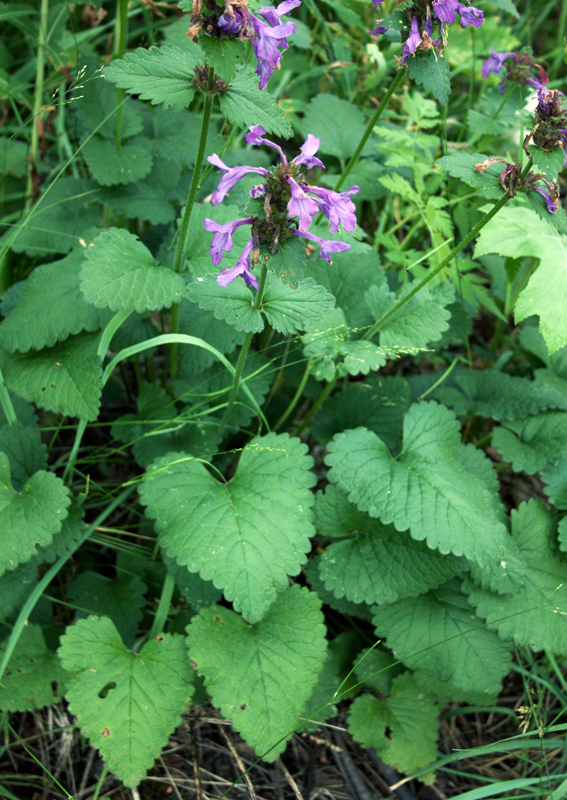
[286,176,320,230]
[204,217,254,265]
[481,47,513,78]
[293,229,351,262]
[294,134,325,169]
[457,3,483,28]
[306,184,359,234]
[207,154,270,205]
[432,0,461,24]
[245,125,287,164]
[217,239,259,289]
[535,185,559,214]
[251,18,297,89]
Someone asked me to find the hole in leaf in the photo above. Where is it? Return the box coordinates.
[51,680,59,696]
[384,726,392,740]
[98,681,117,699]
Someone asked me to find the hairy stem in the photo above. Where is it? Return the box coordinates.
[25,0,49,210]
[114,0,129,149]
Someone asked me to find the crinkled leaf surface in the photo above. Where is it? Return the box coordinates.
[298,651,341,732]
[475,206,567,352]
[373,581,513,694]
[162,551,222,611]
[187,273,263,333]
[353,646,404,696]
[82,136,153,186]
[0,249,111,353]
[304,557,374,621]
[0,424,46,491]
[528,145,566,181]
[178,299,245,375]
[2,332,103,421]
[325,402,516,574]
[219,67,292,138]
[199,36,246,82]
[0,453,70,575]
[0,562,37,620]
[101,157,181,225]
[316,487,464,606]
[187,586,326,759]
[104,47,201,111]
[75,69,143,140]
[266,236,308,289]
[465,500,567,654]
[0,624,67,712]
[436,152,503,198]
[140,433,316,622]
[348,673,439,776]
[492,412,567,474]
[59,616,194,788]
[407,51,451,105]
[80,228,186,313]
[302,94,372,160]
[38,499,85,564]
[68,571,147,643]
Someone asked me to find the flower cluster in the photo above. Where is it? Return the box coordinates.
[475,157,560,214]
[370,0,483,68]
[188,0,299,89]
[481,46,549,92]
[204,126,358,288]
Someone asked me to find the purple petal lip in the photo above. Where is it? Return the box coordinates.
[207,154,270,205]
[217,238,259,289]
[457,3,483,28]
[285,175,320,231]
[292,229,350,262]
[204,217,254,265]
[306,184,359,234]
[406,16,422,54]
[245,124,287,163]
[432,0,461,24]
[481,47,513,78]
[370,23,387,35]
[294,134,325,169]
[535,185,559,214]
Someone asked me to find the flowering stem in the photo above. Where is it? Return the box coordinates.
[273,358,312,431]
[170,76,215,379]
[334,68,405,193]
[218,262,270,436]
[362,170,531,342]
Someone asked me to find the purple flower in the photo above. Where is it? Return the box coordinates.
[370,22,388,35]
[245,125,287,164]
[406,16,422,52]
[525,75,549,92]
[218,11,243,34]
[481,47,513,78]
[294,134,325,170]
[306,184,359,234]
[257,0,301,26]
[535,185,559,214]
[203,217,254,265]
[250,1,299,89]
[217,238,259,289]
[372,0,384,7]
[250,184,267,198]
[457,3,483,28]
[207,154,270,205]
[432,0,461,24]
[292,229,350,262]
[285,176,320,230]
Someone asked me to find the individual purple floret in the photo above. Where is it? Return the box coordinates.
[294,134,326,170]
[217,239,259,289]
[203,217,255,265]
[457,4,483,27]
[292,230,351,262]
[207,154,270,205]
[535,183,559,214]
[372,0,384,7]
[481,47,514,79]
[481,47,550,93]
[245,125,287,164]
[306,185,359,234]
[285,176,320,231]
[250,0,300,89]
[431,0,461,23]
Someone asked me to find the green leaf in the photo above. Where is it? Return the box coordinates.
[2,332,103,421]
[436,152,504,199]
[492,412,567,474]
[185,203,251,278]
[82,136,153,186]
[140,433,316,622]
[199,36,246,82]
[316,487,464,606]
[348,673,439,775]
[68,571,147,642]
[186,273,263,333]
[365,280,454,349]
[558,517,567,553]
[162,551,222,611]
[80,228,186,313]
[74,69,143,141]
[0,453,70,575]
[325,402,518,574]
[266,236,307,289]
[59,616,194,788]
[104,46,201,112]
[524,190,567,236]
[407,51,452,105]
[0,424,46,491]
[101,157,182,225]
[178,298,245,375]
[373,581,513,694]
[0,624,67,711]
[0,249,111,353]
[304,556,374,621]
[312,376,409,453]
[187,585,327,759]
[219,66,293,137]
[298,651,341,731]
[487,0,519,17]
[353,646,404,696]
[528,144,566,181]
[0,562,37,620]
[39,499,85,564]
[302,94,373,160]
[475,205,567,352]
[465,500,567,654]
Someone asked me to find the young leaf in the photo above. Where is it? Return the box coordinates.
[82,136,153,186]
[465,500,567,654]
[373,580,513,694]
[528,144,566,181]
[407,51,451,105]
[219,66,293,138]
[325,402,519,574]
[104,46,201,112]
[2,332,103,421]
[68,571,148,642]
[475,205,567,352]
[140,433,316,623]
[80,228,186,313]
[348,673,439,776]
[316,487,464,605]
[312,376,409,453]
[59,616,194,788]
[0,452,70,576]
[436,152,504,198]
[187,585,327,759]
[198,36,246,82]
[0,624,67,711]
